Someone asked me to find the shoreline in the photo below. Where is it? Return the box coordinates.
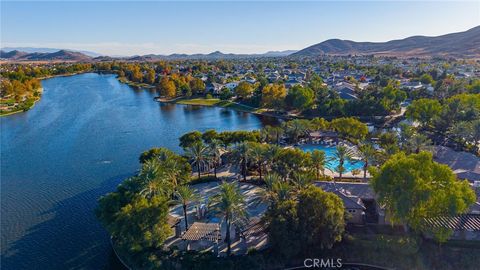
[156,97,292,120]
[0,88,43,117]
[1,70,92,117]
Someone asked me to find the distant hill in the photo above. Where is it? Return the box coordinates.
[1,47,101,57]
[125,50,298,61]
[0,50,29,59]
[1,50,92,61]
[292,26,480,58]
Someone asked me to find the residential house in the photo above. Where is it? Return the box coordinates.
[334,82,358,100]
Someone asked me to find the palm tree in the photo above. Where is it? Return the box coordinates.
[333,145,355,181]
[231,142,250,181]
[185,142,208,180]
[291,171,315,192]
[209,182,247,255]
[249,143,266,181]
[357,143,377,180]
[310,149,331,179]
[207,139,223,178]
[162,158,183,191]
[259,173,292,205]
[408,133,432,154]
[284,119,309,143]
[174,185,199,230]
[264,144,282,172]
[262,125,284,145]
[138,159,172,198]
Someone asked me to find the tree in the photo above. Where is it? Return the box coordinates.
[291,171,315,192]
[179,131,202,149]
[420,73,434,85]
[357,143,377,180]
[189,78,205,95]
[158,76,176,98]
[185,142,208,179]
[310,117,329,131]
[283,119,310,143]
[248,142,267,181]
[261,125,284,145]
[310,149,330,179]
[138,159,173,198]
[330,117,368,142]
[202,129,218,144]
[145,68,156,84]
[285,85,315,111]
[261,83,286,109]
[231,142,250,181]
[406,99,442,128]
[371,152,476,241]
[207,139,223,178]
[264,199,300,259]
[333,145,355,180]
[96,191,171,253]
[209,182,247,255]
[261,173,293,204]
[234,81,253,99]
[174,185,199,229]
[297,186,345,250]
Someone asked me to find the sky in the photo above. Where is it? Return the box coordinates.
[1,1,479,56]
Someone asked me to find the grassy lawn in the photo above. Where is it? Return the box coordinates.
[176,98,222,106]
[176,98,260,113]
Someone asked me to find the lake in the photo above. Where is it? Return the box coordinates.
[0,73,276,269]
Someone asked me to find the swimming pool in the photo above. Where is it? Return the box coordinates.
[298,144,364,173]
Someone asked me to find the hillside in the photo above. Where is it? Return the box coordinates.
[0,50,92,62]
[292,26,480,58]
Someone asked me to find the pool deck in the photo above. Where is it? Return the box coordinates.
[165,180,268,256]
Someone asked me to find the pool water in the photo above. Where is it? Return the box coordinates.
[298,144,364,173]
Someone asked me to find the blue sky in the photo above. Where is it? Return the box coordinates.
[1,1,479,55]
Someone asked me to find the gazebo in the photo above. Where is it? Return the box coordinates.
[181,222,221,255]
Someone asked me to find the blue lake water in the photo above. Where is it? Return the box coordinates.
[0,73,276,269]
[298,144,364,172]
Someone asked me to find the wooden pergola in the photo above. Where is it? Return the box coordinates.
[181,222,221,255]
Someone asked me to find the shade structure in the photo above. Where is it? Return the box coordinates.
[181,222,221,242]
[424,214,480,231]
[167,215,180,228]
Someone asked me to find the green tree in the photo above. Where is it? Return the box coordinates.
[285,85,315,111]
[174,185,199,229]
[234,81,254,99]
[207,139,223,178]
[264,199,300,259]
[333,145,355,180]
[185,142,208,180]
[248,142,267,181]
[330,117,368,142]
[371,152,476,241]
[179,131,202,149]
[96,192,171,253]
[406,99,442,128]
[261,125,284,145]
[297,186,346,250]
[261,83,286,109]
[231,142,251,181]
[209,182,247,255]
[310,149,330,179]
[357,143,377,180]
[189,78,205,95]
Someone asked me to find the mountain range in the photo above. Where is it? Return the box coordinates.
[292,26,480,58]
[1,26,479,62]
[0,50,92,62]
